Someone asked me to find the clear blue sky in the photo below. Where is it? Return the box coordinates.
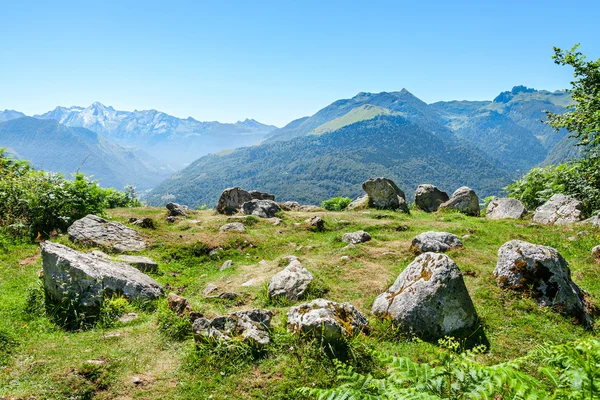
[1,0,598,126]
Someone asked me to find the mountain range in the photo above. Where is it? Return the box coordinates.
[147,86,577,207]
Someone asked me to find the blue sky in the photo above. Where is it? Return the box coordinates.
[1,0,598,126]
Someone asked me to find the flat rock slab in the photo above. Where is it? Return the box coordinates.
[411,231,463,253]
[287,298,368,342]
[219,222,246,232]
[116,255,158,273]
[193,309,273,346]
[486,198,527,220]
[41,242,163,311]
[533,194,582,225]
[68,214,146,252]
[267,259,314,300]
[372,252,478,340]
[342,230,371,244]
[493,240,590,327]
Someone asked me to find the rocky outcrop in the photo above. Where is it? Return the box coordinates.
[341,230,371,244]
[287,299,368,341]
[362,177,409,212]
[67,214,146,252]
[267,259,314,300]
[166,202,188,217]
[116,255,158,273]
[372,253,478,340]
[493,240,590,327]
[533,194,583,225]
[216,187,275,215]
[41,242,163,312]
[219,222,246,232]
[347,195,369,211]
[411,231,463,254]
[192,309,273,346]
[242,199,281,218]
[486,198,527,220]
[439,187,480,216]
[414,184,449,212]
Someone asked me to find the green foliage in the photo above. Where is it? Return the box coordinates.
[321,197,352,211]
[156,303,192,341]
[0,148,142,238]
[506,156,600,216]
[0,328,17,366]
[97,295,134,328]
[546,45,600,151]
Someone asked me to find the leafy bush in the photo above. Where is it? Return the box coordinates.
[0,148,141,239]
[506,156,600,217]
[321,196,352,211]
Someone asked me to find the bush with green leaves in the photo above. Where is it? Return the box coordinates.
[321,196,352,211]
[0,148,141,239]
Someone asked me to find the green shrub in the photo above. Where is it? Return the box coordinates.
[157,304,192,341]
[321,196,352,211]
[97,295,133,328]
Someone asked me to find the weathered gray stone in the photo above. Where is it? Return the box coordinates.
[581,214,600,229]
[116,255,158,273]
[130,217,155,229]
[411,231,463,254]
[267,259,314,300]
[220,260,233,271]
[41,242,163,312]
[219,222,246,232]
[166,202,188,217]
[439,187,480,216]
[305,216,324,231]
[192,309,273,346]
[287,299,368,341]
[533,194,582,225]
[372,253,478,340]
[248,190,275,201]
[362,177,409,212]
[68,214,146,252]
[347,195,369,210]
[414,184,449,212]
[486,198,527,220]
[167,293,192,316]
[203,283,218,296]
[241,199,281,218]
[217,187,275,215]
[592,245,600,264]
[493,240,590,327]
[342,230,371,244]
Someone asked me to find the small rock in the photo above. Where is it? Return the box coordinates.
[167,202,188,217]
[342,230,371,244]
[218,292,241,300]
[209,248,223,257]
[167,293,191,316]
[203,283,218,296]
[267,259,314,300]
[411,231,463,254]
[593,245,600,264]
[132,376,143,385]
[272,218,282,226]
[193,309,273,346]
[219,222,246,232]
[166,216,177,223]
[242,199,281,218]
[414,184,449,212]
[343,243,356,250]
[130,217,155,229]
[220,260,233,271]
[118,312,139,324]
[305,216,324,231]
[241,278,260,287]
[340,256,350,262]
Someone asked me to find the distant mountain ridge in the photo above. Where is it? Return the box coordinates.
[0,117,171,190]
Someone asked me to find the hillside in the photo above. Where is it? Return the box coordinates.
[0,117,171,190]
[147,115,512,207]
[1,206,598,398]
[34,103,278,167]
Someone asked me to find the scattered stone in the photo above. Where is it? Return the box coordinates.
[493,240,590,327]
[166,216,177,223]
[193,309,273,346]
[372,252,478,340]
[116,255,158,273]
[305,216,324,231]
[132,376,143,385]
[581,214,600,229]
[267,259,314,300]
[342,230,371,244]
[280,201,301,211]
[130,217,155,229]
[287,299,368,341]
[347,195,369,210]
[166,202,188,217]
[486,198,527,220]
[219,222,246,232]
[167,293,192,316]
[217,187,275,215]
[411,231,463,254]
[68,214,146,252]
[118,312,139,324]
[592,246,600,264]
[343,243,356,250]
[340,256,350,262]
[439,187,480,216]
[395,224,409,232]
[41,242,163,312]
[218,292,241,300]
[209,248,223,257]
[203,283,218,296]
[85,359,106,365]
[362,177,409,212]
[533,194,583,225]
[414,184,449,212]
[220,260,233,271]
[272,218,282,226]
[241,278,260,287]
[242,199,281,218]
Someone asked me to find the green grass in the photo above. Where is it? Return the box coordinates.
[1,207,599,399]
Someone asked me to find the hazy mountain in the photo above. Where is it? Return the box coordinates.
[35,102,278,167]
[0,117,172,190]
[541,135,586,166]
[146,114,512,207]
[0,109,26,122]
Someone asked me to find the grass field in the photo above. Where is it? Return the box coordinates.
[1,206,599,399]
